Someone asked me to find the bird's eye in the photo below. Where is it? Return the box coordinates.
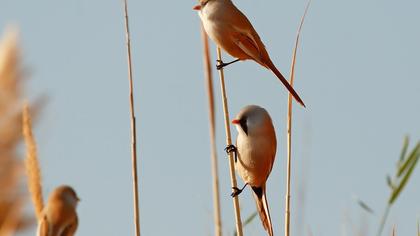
[239,119,248,136]
[201,0,209,7]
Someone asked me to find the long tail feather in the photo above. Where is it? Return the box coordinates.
[252,186,274,236]
[266,61,305,107]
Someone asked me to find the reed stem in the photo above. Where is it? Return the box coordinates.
[285,2,310,236]
[122,0,141,235]
[215,47,243,236]
[201,26,222,236]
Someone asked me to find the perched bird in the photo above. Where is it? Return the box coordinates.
[229,105,276,236]
[37,185,80,236]
[194,0,305,107]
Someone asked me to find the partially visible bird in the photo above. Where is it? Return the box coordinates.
[37,185,79,236]
[229,105,277,236]
[194,0,305,107]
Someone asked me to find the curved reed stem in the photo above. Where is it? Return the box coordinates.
[285,2,311,236]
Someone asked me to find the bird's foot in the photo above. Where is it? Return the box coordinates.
[224,144,237,154]
[231,183,248,197]
[231,187,243,197]
[224,144,238,162]
[216,59,240,70]
[216,60,226,70]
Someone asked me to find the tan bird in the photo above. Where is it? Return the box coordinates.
[37,185,79,236]
[228,105,276,236]
[194,0,305,107]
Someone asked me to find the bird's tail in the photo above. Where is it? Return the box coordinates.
[266,60,305,107]
[252,186,273,236]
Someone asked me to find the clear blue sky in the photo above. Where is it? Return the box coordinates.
[2,0,419,235]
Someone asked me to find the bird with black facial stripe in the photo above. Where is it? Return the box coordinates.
[228,105,276,236]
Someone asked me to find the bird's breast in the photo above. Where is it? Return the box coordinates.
[235,134,276,187]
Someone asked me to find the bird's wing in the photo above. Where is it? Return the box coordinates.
[228,6,262,48]
[37,215,49,236]
[229,7,306,107]
[267,134,277,175]
[229,9,270,67]
[232,31,261,62]
[61,216,78,236]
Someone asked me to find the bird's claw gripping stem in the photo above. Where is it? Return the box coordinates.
[231,187,243,197]
[216,59,226,70]
[224,144,238,162]
[230,183,248,197]
[216,59,240,70]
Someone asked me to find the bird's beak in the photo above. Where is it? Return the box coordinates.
[193,5,201,11]
[232,119,240,124]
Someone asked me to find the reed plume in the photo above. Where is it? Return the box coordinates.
[23,103,44,220]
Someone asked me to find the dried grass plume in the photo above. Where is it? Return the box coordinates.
[23,102,44,220]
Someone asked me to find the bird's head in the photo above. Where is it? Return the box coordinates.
[52,185,80,208]
[232,105,273,137]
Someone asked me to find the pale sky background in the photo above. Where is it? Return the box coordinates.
[1,0,420,235]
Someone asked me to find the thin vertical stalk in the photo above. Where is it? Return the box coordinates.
[216,47,243,236]
[122,0,140,235]
[200,26,222,236]
[285,2,310,236]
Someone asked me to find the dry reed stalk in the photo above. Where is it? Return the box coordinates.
[0,27,31,234]
[22,103,44,219]
[200,26,223,236]
[215,47,243,236]
[285,2,311,236]
[122,1,141,235]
